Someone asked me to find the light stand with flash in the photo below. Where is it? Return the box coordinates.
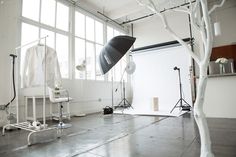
[98,35,136,114]
[170,66,191,113]
[114,61,136,110]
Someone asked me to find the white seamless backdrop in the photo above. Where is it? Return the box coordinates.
[131,45,192,112]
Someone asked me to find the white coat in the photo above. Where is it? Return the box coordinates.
[22,45,62,88]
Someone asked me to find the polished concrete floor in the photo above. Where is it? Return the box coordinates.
[0,112,236,157]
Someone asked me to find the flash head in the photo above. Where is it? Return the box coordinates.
[174,66,179,70]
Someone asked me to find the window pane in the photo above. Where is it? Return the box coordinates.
[95,21,103,44]
[20,23,39,84]
[86,16,94,41]
[108,68,114,82]
[56,33,68,78]
[41,0,56,27]
[56,2,69,31]
[122,56,127,82]
[22,0,40,21]
[40,29,55,49]
[114,29,120,37]
[95,44,104,80]
[86,42,95,80]
[114,61,122,82]
[107,26,113,42]
[75,38,85,79]
[75,12,85,38]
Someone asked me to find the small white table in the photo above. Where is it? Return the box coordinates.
[25,95,52,121]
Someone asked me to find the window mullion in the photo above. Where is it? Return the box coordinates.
[70,4,75,80]
[84,16,87,80]
[53,0,57,50]
[55,0,57,28]
[39,0,42,38]
[94,20,96,80]
[104,23,108,81]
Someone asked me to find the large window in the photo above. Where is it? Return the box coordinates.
[74,11,104,80]
[22,0,40,21]
[21,0,127,82]
[20,23,39,78]
[41,0,56,27]
[21,0,69,78]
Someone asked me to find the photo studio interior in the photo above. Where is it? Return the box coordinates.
[0,0,236,156]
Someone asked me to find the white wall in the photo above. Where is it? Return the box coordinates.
[210,0,236,47]
[133,11,190,48]
[0,0,20,105]
[203,0,236,118]
[18,80,125,120]
[62,79,127,115]
[203,76,236,118]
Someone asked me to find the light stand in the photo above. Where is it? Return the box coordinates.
[115,79,133,109]
[114,61,136,110]
[170,66,191,113]
[98,35,136,111]
[111,72,114,109]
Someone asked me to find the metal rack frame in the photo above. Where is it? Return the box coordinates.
[2,35,57,146]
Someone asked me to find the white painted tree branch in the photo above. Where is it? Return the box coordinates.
[209,0,226,14]
[188,0,202,31]
[135,0,225,157]
[136,0,201,64]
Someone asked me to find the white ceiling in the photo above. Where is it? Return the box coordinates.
[72,0,202,25]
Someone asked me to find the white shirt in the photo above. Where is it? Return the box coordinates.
[22,45,62,88]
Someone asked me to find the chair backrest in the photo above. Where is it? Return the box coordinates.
[48,87,56,102]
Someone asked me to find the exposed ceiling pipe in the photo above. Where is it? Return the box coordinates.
[65,0,124,28]
[121,13,155,25]
[121,0,196,25]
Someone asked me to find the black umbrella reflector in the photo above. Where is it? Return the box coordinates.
[99,35,136,75]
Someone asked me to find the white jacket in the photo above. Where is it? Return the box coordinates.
[22,45,62,88]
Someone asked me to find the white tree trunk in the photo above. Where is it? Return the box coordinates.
[194,65,214,157]
[194,1,214,156]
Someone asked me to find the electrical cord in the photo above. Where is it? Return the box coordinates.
[2,54,17,109]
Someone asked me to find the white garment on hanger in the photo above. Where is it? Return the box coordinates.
[22,45,62,88]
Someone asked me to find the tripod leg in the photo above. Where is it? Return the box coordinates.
[182,98,191,106]
[124,98,133,109]
[170,99,181,113]
[118,99,123,106]
[115,98,126,109]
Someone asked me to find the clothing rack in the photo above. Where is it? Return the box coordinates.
[2,35,56,146]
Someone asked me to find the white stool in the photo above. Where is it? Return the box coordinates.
[48,87,72,129]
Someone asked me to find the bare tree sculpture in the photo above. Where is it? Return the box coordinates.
[136,0,225,156]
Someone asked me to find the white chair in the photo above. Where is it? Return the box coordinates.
[48,87,72,129]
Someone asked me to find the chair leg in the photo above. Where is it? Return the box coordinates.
[56,102,72,129]
[59,103,63,127]
[67,102,71,120]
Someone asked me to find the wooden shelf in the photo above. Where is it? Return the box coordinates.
[211,44,236,70]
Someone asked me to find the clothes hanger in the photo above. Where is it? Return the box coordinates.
[37,42,45,46]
